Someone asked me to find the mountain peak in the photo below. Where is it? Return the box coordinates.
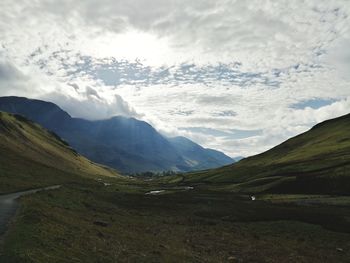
[0,96,72,123]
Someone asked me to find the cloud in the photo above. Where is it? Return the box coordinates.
[68,83,80,92]
[0,59,140,121]
[41,91,139,120]
[0,0,350,158]
[0,60,26,81]
[324,35,350,81]
[85,86,101,99]
[0,59,50,97]
[2,1,349,68]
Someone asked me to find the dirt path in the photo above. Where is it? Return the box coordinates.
[0,185,61,236]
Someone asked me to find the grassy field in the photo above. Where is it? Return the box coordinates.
[1,179,350,263]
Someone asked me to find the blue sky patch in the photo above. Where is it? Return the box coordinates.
[291,98,337,109]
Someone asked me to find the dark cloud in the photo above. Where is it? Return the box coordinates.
[68,83,79,91]
[85,86,101,99]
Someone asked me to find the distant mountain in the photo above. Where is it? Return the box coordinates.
[0,96,233,173]
[0,111,118,193]
[167,136,233,170]
[232,156,245,162]
[184,113,350,195]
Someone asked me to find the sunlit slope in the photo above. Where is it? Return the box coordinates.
[185,113,350,194]
[0,112,119,193]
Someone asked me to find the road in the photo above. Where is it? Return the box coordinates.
[0,185,60,236]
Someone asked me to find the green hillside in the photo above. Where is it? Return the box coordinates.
[0,112,119,193]
[184,113,350,194]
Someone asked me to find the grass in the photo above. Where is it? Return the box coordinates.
[0,112,119,193]
[1,180,350,262]
[258,194,350,206]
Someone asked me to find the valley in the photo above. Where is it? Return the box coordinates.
[1,178,349,263]
[3,1,350,262]
[0,108,350,262]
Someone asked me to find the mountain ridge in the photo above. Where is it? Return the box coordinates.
[0,96,233,173]
[167,136,233,170]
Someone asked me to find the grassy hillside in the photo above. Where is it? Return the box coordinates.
[0,112,119,193]
[184,113,350,194]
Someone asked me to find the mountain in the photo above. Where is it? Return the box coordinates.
[184,113,350,195]
[232,156,245,162]
[0,111,118,193]
[167,136,233,170]
[0,96,233,173]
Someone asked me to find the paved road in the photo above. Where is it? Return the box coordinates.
[0,185,60,236]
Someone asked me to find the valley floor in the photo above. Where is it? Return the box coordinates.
[0,178,349,263]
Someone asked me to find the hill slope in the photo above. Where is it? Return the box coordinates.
[0,96,233,173]
[0,112,118,193]
[185,113,350,194]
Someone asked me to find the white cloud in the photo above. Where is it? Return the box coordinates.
[1,0,349,68]
[324,36,350,81]
[0,0,350,157]
[42,91,139,120]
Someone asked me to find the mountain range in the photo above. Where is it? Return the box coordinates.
[0,96,233,173]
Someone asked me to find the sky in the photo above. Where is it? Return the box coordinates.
[0,0,350,158]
